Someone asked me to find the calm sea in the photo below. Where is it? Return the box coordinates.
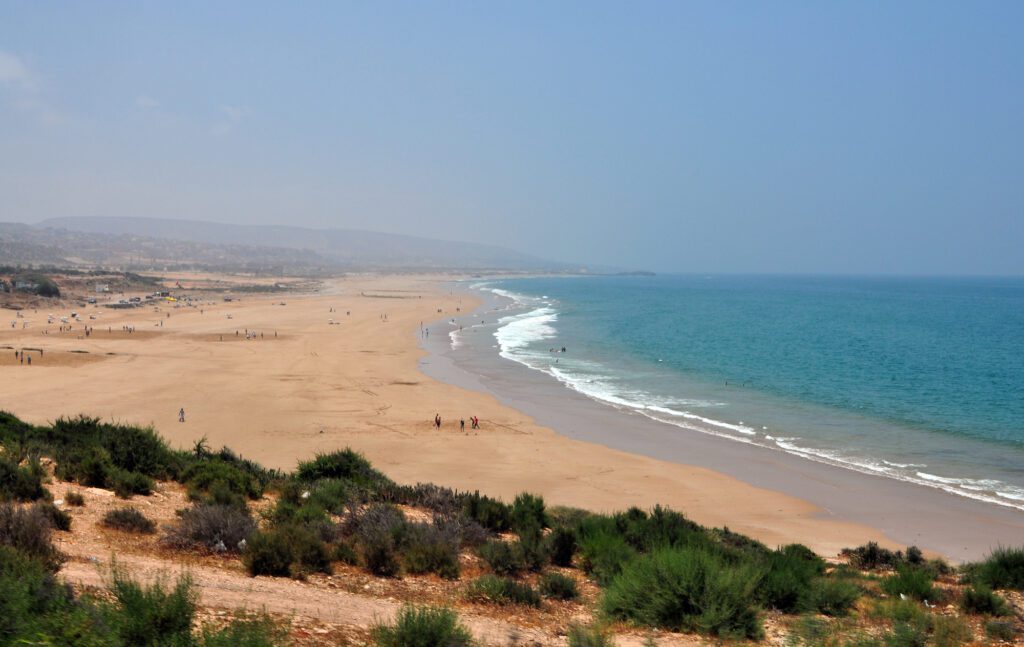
[469,275,1024,509]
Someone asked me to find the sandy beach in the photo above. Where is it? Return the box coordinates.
[2,273,1020,561]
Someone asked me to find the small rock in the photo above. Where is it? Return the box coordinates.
[212,540,227,553]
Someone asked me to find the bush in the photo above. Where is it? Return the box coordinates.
[110,569,195,646]
[182,459,262,505]
[333,541,360,565]
[402,522,460,579]
[243,524,331,577]
[960,584,1011,616]
[0,502,63,570]
[872,598,931,627]
[64,490,85,506]
[0,545,73,639]
[549,525,577,567]
[805,577,861,616]
[881,565,938,602]
[972,546,1024,591]
[984,620,1017,641]
[886,622,929,647]
[295,449,389,489]
[101,507,156,534]
[931,615,971,647]
[163,504,255,553]
[461,491,511,533]
[48,416,181,480]
[371,604,474,647]
[353,504,406,577]
[466,575,541,607]
[761,544,826,612]
[478,539,523,576]
[601,547,764,639]
[842,542,905,570]
[305,478,356,515]
[199,612,285,647]
[33,501,71,532]
[516,523,551,571]
[567,622,614,647]
[110,469,154,498]
[511,492,547,531]
[578,530,636,586]
[539,571,578,600]
[0,455,46,501]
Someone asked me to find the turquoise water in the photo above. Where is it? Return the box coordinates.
[474,275,1024,509]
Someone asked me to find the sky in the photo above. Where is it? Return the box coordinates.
[1,2,1022,275]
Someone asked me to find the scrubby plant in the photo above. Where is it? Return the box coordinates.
[0,502,63,570]
[296,449,389,489]
[182,459,262,506]
[64,490,85,506]
[0,545,73,639]
[805,577,861,616]
[461,491,511,533]
[960,584,1011,616]
[0,455,46,501]
[163,504,255,553]
[243,523,331,577]
[566,622,615,647]
[199,612,285,647]
[970,546,1024,590]
[578,530,637,586]
[478,538,524,576]
[511,492,547,531]
[333,540,360,565]
[931,615,971,647]
[548,524,577,567]
[539,571,579,600]
[760,544,826,612]
[402,522,460,579]
[601,547,764,639]
[842,542,906,571]
[881,565,938,602]
[885,621,929,647]
[516,522,551,572]
[110,569,195,645]
[466,575,541,607]
[371,604,474,647]
[101,507,156,534]
[110,468,154,498]
[352,503,407,577]
[33,501,71,532]
[984,619,1017,642]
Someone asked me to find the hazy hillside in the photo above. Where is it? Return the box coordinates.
[38,217,567,271]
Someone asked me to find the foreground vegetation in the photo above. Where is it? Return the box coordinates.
[1,411,1022,645]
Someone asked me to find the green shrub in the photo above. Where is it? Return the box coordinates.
[64,490,85,506]
[566,622,614,647]
[333,541,360,565]
[371,604,474,647]
[101,507,156,534]
[516,523,551,572]
[578,530,636,586]
[842,542,906,570]
[33,501,71,532]
[872,598,931,628]
[163,504,255,553]
[972,546,1024,591]
[601,547,764,639]
[295,449,388,489]
[305,478,356,514]
[461,491,511,533]
[539,571,578,600]
[199,612,285,647]
[478,539,523,576]
[881,565,937,602]
[984,619,1017,641]
[549,525,577,567]
[931,615,971,647]
[0,545,73,639]
[466,575,541,607]
[885,622,929,647]
[182,459,262,503]
[0,502,64,570]
[761,544,826,612]
[805,577,861,616]
[243,524,331,577]
[511,492,547,531]
[354,504,406,577]
[960,584,1011,616]
[110,569,195,646]
[402,522,460,579]
[0,455,46,501]
[110,469,154,498]
[48,416,181,480]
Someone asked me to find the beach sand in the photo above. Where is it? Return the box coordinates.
[2,274,1019,560]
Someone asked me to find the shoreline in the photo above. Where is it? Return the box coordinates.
[418,282,1024,563]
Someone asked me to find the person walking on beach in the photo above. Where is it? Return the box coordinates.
[179,408,186,423]
[460,419,465,432]
[434,413,441,429]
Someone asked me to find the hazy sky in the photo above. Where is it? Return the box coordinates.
[2,2,1022,274]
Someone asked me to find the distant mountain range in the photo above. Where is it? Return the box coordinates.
[1,217,582,274]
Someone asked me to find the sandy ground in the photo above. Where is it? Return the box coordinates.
[0,274,892,557]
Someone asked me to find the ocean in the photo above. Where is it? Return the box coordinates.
[465,275,1024,510]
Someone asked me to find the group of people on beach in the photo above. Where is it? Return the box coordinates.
[13,349,39,365]
[434,413,479,431]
